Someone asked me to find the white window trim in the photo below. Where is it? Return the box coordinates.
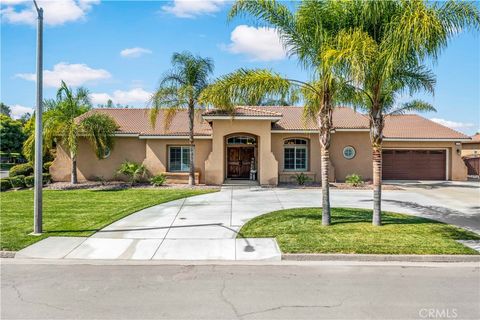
[168,146,193,172]
[283,139,309,171]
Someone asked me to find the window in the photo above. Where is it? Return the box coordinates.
[227,136,256,145]
[169,146,192,172]
[101,147,111,159]
[343,146,356,159]
[284,139,308,171]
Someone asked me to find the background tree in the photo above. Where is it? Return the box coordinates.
[0,115,26,153]
[0,103,11,117]
[324,0,480,225]
[23,81,118,184]
[150,51,214,186]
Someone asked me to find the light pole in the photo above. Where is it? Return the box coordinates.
[33,0,43,234]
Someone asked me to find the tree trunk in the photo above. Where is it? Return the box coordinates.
[370,109,384,226]
[318,106,333,226]
[188,102,195,186]
[71,151,78,185]
[320,146,331,225]
[372,146,382,226]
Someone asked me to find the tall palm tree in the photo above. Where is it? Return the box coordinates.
[201,0,357,225]
[150,51,214,186]
[323,0,480,225]
[23,81,118,184]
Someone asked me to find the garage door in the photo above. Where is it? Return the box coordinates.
[383,150,446,180]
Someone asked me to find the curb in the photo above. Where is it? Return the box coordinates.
[283,253,480,262]
[0,251,16,258]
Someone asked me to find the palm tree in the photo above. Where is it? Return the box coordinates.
[201,0,357,225]
[150,51,214,186]
[23,81,118,184]
[323,0,480,225]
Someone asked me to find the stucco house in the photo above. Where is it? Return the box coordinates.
[50,106,471,185]
[462,133,480,157]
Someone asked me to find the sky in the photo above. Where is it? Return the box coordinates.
[1,0,479,135]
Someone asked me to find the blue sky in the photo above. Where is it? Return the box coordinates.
[1,0,479,135]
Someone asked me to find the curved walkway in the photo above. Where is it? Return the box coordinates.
[16,181,479,260]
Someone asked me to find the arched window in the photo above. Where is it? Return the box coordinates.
[227,136,256,145]
[283,138,308,171]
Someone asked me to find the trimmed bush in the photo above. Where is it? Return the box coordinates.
[10,175,26,188]
[1,178,12,192]
[150,174,167,187]
[9,163,33,177]
[43,161,53,172]
[345,173,363,187]
[42,173,52,185]
[24,175,35,188]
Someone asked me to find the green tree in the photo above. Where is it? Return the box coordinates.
[150,51,214,186]
[0,114,26,153]
[0,103,11,117]
[23,81,118,184]
[201,0,357,225]
[324,0,479,225]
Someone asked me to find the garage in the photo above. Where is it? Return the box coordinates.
[383,149,447,180]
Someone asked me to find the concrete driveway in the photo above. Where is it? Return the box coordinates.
[16,181,480,260]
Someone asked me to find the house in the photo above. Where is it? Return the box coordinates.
[462,133,480,157]
[50,106,471,184]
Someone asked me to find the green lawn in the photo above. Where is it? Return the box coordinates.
[239,207,480,255]
[1,188,217,251]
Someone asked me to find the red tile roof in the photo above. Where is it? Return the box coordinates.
[463,133,480,144]
[79,106,469,140]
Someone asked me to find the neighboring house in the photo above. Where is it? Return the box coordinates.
[462,133,480,157]
[50,106,470,184]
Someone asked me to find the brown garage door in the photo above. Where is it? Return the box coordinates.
[383,150,446,180]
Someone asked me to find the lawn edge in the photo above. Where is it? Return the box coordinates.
[283,253,480,262]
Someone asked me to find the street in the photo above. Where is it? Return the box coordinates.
[1,260,479,319]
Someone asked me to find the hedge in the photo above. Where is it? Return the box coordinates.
[0,178,11,191]
[24,175,35,188]
[10,175,25,188]
[9,163,33,177]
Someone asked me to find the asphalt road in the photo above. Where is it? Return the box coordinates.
[1,260,479,320]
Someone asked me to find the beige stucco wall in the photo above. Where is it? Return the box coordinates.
[461,143,480,157]
[50,137,146,182]
[143,139,212,184]
[204,119,278,185]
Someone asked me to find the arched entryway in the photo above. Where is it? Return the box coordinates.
[225,134,258,180]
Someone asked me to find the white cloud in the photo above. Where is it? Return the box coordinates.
[10,104,33,119]
[120,47,152,58]
[0,0,99,26]
[224,25,287,61]
[430,118,476,131]
[90,88,152,105]
[16,62,111,88]
[162,0,226,18]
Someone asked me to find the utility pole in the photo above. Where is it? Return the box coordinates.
[33,0,43,234]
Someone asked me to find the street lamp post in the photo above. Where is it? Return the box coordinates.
[33,0,43,234]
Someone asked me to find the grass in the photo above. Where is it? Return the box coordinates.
[239,207,480,255]
[0,188,217,251]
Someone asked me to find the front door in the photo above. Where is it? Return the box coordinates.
[227,147,255,179]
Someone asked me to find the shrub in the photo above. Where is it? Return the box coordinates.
[24,175,35,188]
[345,173,363,187]
[9,163,33,177]
[42,173,52,185]
[292,172,312,186]
[43,161,53,172]
[10,175,25,188]
[117,161,147,185]
[150,174,167,187]
[1,178,12,192]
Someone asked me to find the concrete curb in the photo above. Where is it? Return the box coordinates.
[0,251,16,258]
[283,253,480,262]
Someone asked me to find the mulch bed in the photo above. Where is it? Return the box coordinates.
[46,181,219,191]
[278,182,403,190]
